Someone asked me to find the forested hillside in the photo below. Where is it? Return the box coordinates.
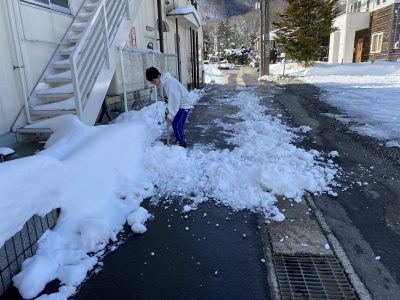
[199,0,287,51]
[197,0,255,19]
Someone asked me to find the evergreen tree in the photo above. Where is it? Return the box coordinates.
[216,20,234,52]
[273,0,338,66]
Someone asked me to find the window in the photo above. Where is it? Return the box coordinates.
[22,0,70,14]
[371,33,383,53]
[349,1,361,12]
[357,1,362,11]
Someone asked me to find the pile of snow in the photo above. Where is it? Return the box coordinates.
[261,61,400,147]
[147,86,339,219]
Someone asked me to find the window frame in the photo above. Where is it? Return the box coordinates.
[371,32,383,53]
[377,0,387,6]
[21,0,71,14]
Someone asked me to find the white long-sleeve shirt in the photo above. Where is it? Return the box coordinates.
[160,72,193,119]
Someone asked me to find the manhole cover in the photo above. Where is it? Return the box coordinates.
[273,254,358,299]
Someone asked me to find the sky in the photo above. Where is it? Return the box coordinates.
[1,61,398,299]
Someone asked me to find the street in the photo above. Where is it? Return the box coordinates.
[73,67,273,300]
[3,66,399,299]
[74,66,400,299]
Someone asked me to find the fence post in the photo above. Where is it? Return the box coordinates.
[70,55,83,119]
[119,48,129,112]
[152,52,158,102]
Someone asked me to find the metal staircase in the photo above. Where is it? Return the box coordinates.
[15,0,142,133]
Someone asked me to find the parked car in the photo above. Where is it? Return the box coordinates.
[208,55,220,64]
[218,60,233,70]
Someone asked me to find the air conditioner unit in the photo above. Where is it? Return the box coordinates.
[394,41,400,49]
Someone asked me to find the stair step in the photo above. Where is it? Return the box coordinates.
[84,2,98,10]
[29,109,77,116]
[36,83,74,99]
[71,22,88,32]
[60,46,75,56]
[66,34,81,43]
[44,70,72,83]
[31,97,76,111]
[16,127,53,134]
[77,12,93,21]
[53,59,71,69]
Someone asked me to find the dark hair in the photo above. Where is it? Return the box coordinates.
[146,67,161,81]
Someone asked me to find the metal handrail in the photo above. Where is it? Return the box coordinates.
[70,0,128,118]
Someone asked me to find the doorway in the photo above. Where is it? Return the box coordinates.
[355,37,364,63]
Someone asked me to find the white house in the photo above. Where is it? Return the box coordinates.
[0,0,203,145]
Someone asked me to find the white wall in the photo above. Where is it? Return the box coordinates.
[329,31,341,63]
[133,0,158,49]
[0,0,203,135]
[0,0,84,135]
[0,2,24,134]
[131,0,203,87]
[329,10,370,64]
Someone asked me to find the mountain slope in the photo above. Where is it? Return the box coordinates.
[197,0,254,19]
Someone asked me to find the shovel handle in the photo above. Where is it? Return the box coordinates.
[166,118,171,145]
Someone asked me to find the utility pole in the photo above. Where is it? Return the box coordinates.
[265,0,270,75]
[259,0,270,76]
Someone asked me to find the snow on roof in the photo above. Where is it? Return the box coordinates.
[168,4,197,15]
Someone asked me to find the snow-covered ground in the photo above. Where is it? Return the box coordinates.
[260,61,400,148]
[1,67,339,299]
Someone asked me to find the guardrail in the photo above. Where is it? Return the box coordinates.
[70,0,128,118]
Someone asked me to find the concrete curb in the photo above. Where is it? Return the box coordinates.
[258,214,281,300]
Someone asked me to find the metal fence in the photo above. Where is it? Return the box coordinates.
[0,209,59,296]
[107,48,178,112]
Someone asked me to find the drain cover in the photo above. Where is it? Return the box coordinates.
[273,254,358,299]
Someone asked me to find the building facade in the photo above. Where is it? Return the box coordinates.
[329,0,400,63]
[0,0,203,139]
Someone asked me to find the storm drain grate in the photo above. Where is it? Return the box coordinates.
[273,254,358,300]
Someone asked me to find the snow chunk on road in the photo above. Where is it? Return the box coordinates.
[127,207,151,234]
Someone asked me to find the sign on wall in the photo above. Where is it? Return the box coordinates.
[127,27,137,48]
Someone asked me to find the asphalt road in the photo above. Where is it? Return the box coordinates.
[238,70,400,299]
[225,65,400,298]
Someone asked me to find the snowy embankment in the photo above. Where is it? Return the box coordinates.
[260,61,400,148]
[0,78,338,299]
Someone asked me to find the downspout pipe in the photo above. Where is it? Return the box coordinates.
[157,0,164,53]
[175,19,182,82]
